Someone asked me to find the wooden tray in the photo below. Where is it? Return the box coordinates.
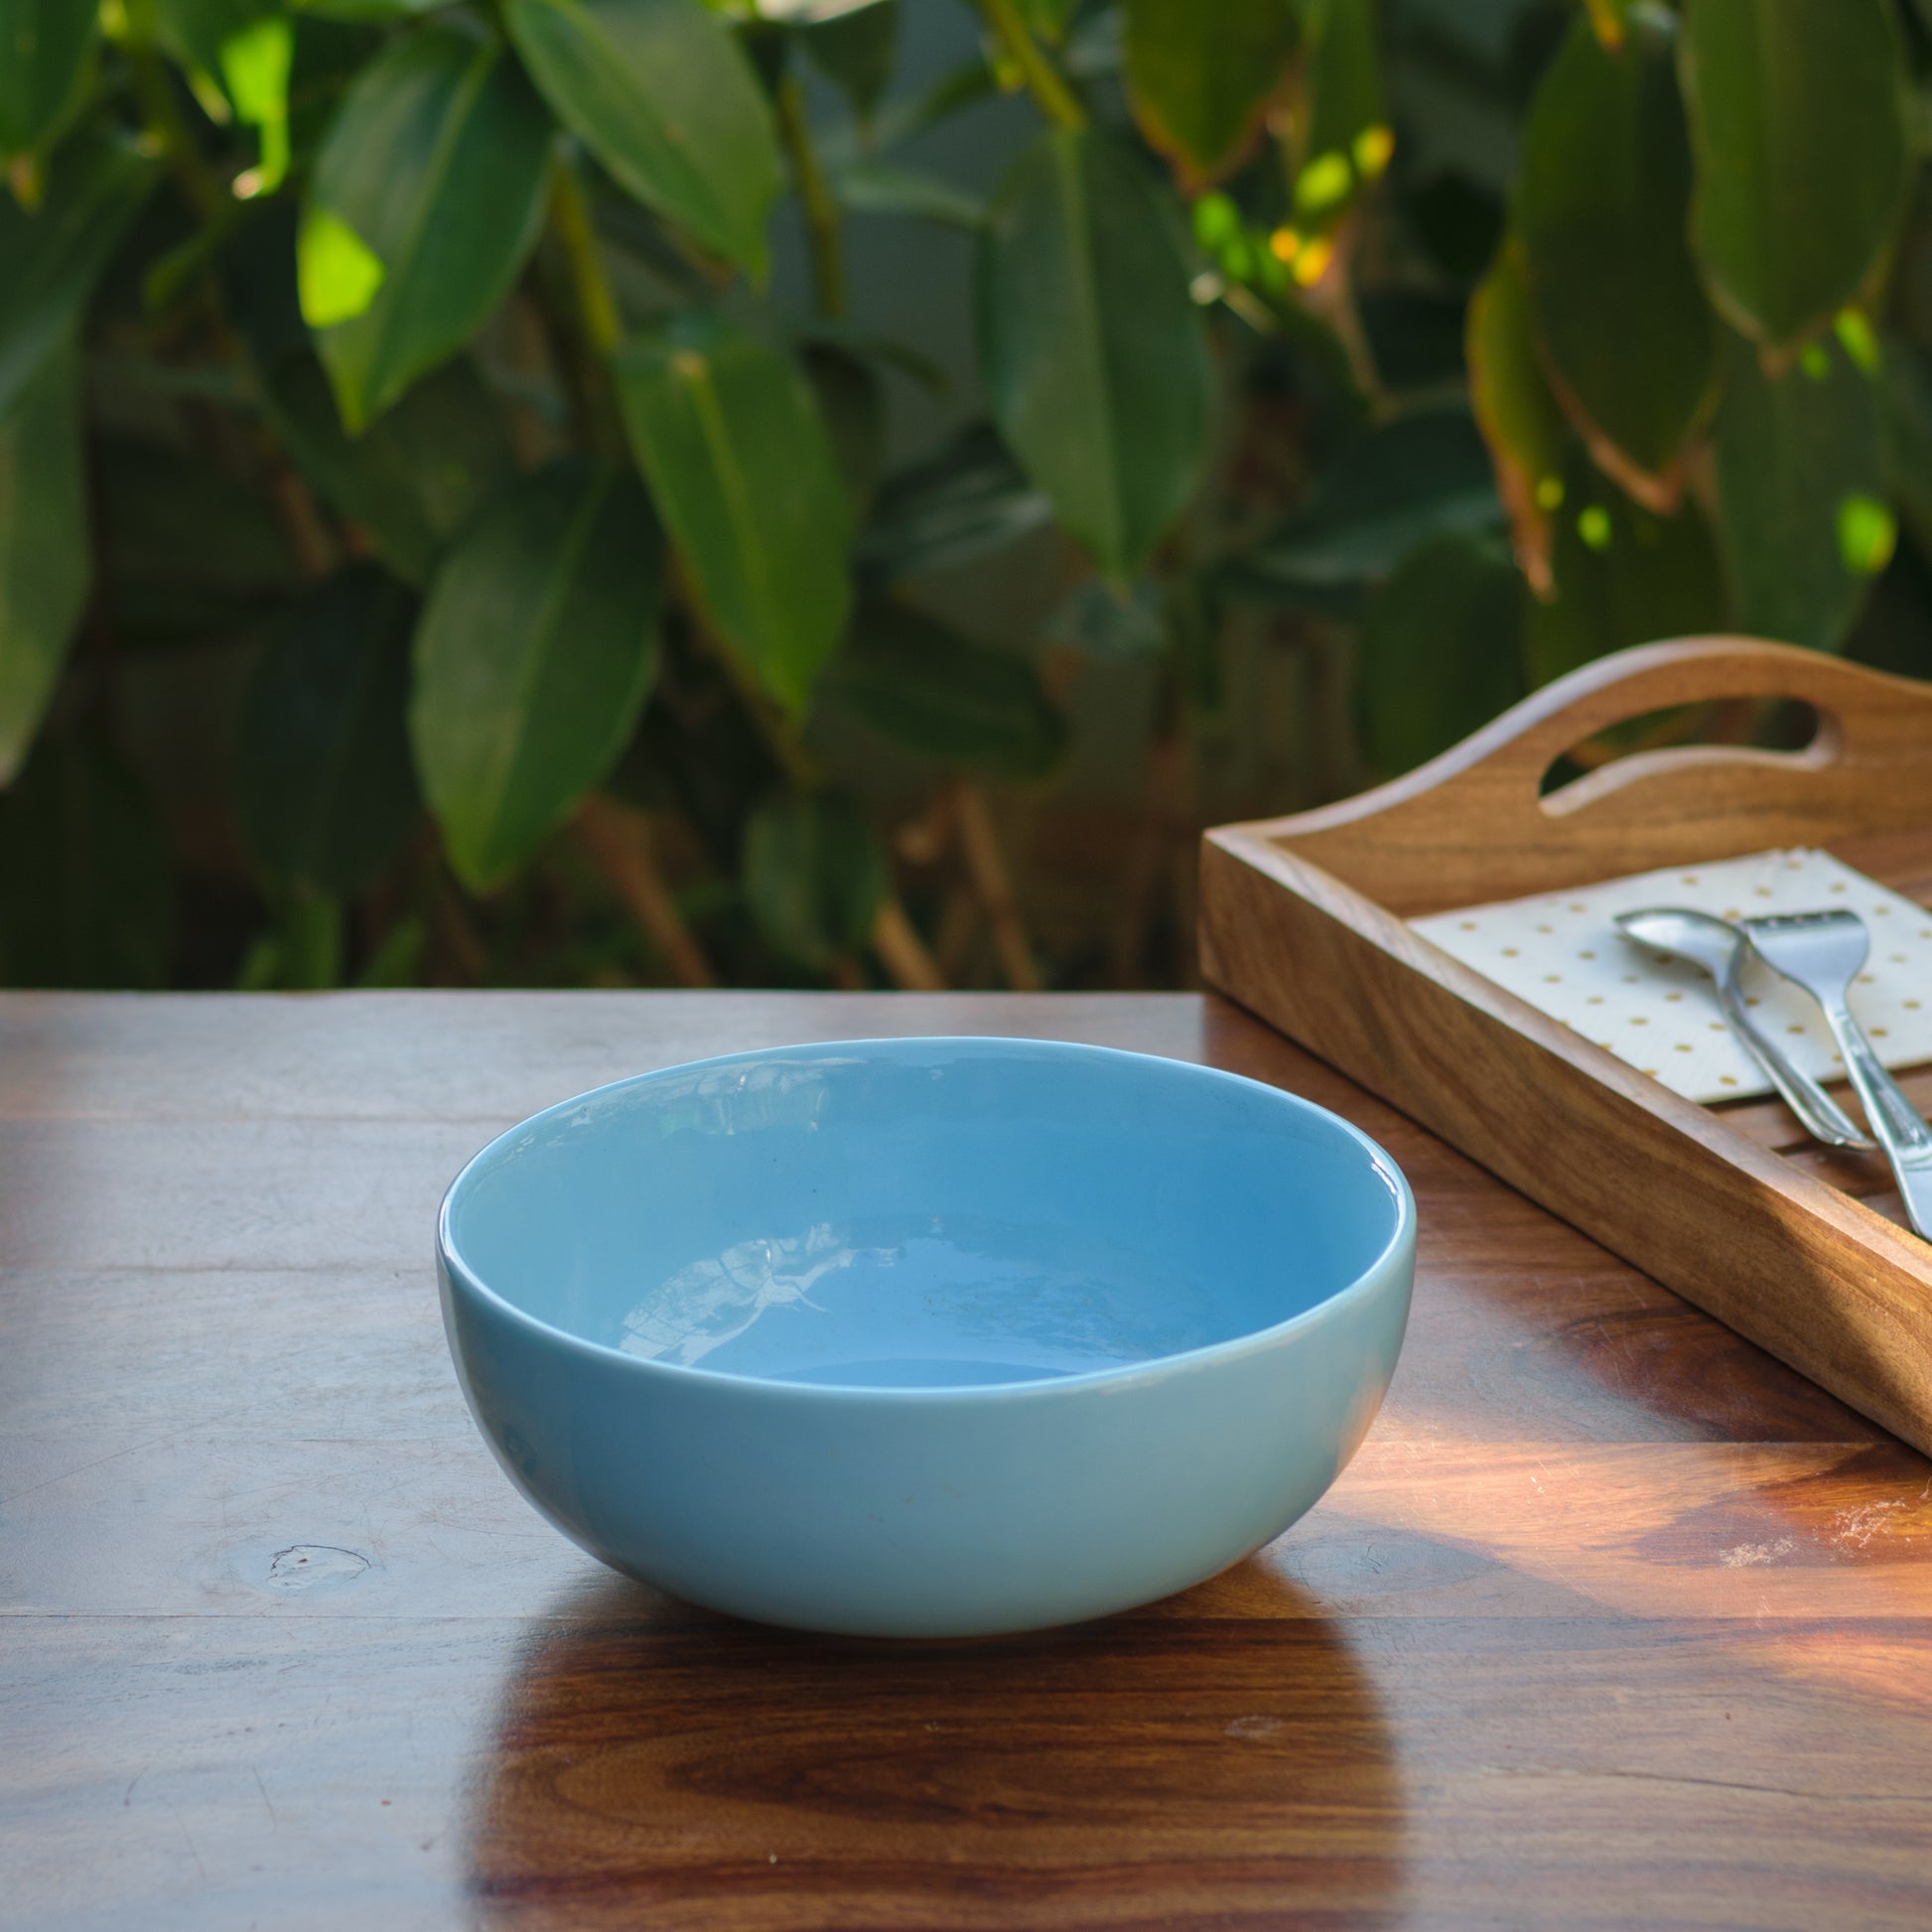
[1199,636,1932,1455]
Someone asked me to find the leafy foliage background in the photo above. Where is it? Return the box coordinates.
[0,0,1928,992]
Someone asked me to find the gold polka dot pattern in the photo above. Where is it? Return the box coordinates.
[1411,849,1932,1104]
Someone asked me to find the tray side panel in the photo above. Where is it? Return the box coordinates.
[1200,827,1932,1456]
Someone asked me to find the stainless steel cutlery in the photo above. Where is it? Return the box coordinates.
[1613,907,1874,1151]
[1739,910,1932,1238]
[1618,902,1932,1239]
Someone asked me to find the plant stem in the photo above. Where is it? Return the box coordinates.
[934,880,980,981]
[263,461,337,579]
[430,868,487,984]
[775,77,846,319]
[549,159,622,357]
[977,0,1086,131]
[125,36,224,218]
[540,162,632,456]
[872,897,946,990]
[952,778,1040,990]
[1302,239,1388,416]
[1582,0,1628,51]
[6,153,42,208]
[573,794,717,987]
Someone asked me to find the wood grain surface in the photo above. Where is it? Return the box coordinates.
[5,991,1932,1931]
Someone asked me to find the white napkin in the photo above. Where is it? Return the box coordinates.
[1411,848,1932,1103]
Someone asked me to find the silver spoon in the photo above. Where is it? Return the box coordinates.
[1614,907,1874,1150]
[1741,909,1932,1239]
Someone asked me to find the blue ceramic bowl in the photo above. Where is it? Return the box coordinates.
[439,1037,1414,1637]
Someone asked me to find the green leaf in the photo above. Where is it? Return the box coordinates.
[0,735,173,988]
[1883,341,1932,561]
[856,422,1051,587]
[303,25,552,431]
[1466,241,1567,594]
[237,882,345,992]
[1045,576,1166,657]
[0,0,95,168]
[849,53,994,154]
[504,0,780,276]
[1514,12,1715,497]
[800,341,884,520]
[801,0,897,124]
[615,312,851,713]
[233,564,424,893]
[824,602,1065,778]
[354,911,428,986]
[1838,494,1895,578]
[298,0,457,20]
[794,318,945,395]
[0,130,154,420]
[1383,0,1519,198]
[296,207,385,328]
[411,460,663,891]
[1297,0,1388,220]
[1525,450,1726,685]
[1015,0,1076,43]
[220,14,294,194]
[263,350,516,587]
[741,789,884,970]
[217,13,287,121]
[1226,405,1501,606]
[830,157,985,230]
[1712,325,1886,651]
[1680,0,1913,352]
[1123,0,1297,192]
[1892,172,1932,352]
[0,338,84,783]
[1356,535,1526,778]
[1582,0,1635,50]
[151,0,256,80]
[977,128,1210,581]
[1845,530,1932,681]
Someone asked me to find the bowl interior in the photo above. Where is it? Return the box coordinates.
[444,1039,1407,1391]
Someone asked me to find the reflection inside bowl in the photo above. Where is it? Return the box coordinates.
[616,1211,1221,1386]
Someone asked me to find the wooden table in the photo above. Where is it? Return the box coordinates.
[5,992,1931,1931]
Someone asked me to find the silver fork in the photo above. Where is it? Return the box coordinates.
[1741,909,1932,1239]
[1614,907,1874,1150]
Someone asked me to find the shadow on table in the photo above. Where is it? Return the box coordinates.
[465,1558,1408,1928]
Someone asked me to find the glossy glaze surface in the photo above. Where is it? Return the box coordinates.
[438,1037,1415,1633]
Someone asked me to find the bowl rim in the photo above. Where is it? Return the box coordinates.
[437,1035,1416,1404]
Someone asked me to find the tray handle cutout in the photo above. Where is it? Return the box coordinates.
[1539,698,1823,811]
[1228,637,1932,915]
